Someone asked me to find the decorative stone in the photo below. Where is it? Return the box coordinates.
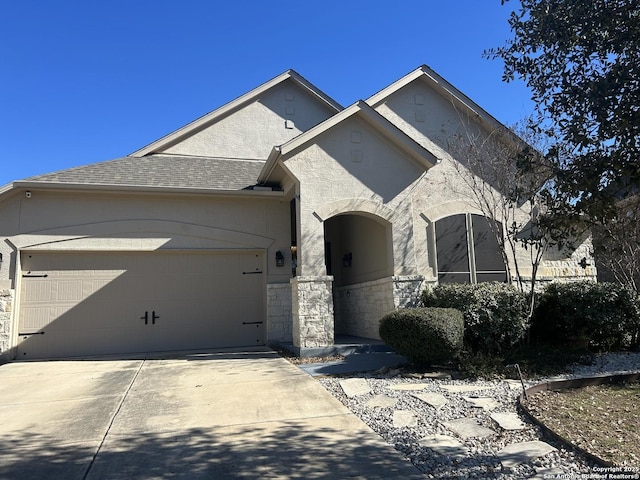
[411,392,447,410]
[339,378,371,398]
[442,418,495,439]
[393,410,418,428]
[497,441,557,468]
[387,383,429,391]
[422,372,452,380]
[439,384,495,393]
[365,394,398,409]
[419,434,468,458]
[490,412,527,431]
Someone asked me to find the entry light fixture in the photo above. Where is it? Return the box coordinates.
[275,250,285,267]
[342,252,352,268]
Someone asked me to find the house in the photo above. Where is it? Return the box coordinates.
[0,66,597,361]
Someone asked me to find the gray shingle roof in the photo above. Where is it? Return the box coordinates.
[23,155,265,191]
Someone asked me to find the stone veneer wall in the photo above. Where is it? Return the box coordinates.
[334,275,425,339]
[291,276,334,348]
[0,289,14,361]
[392,275,425,308]
[266,283,293,344]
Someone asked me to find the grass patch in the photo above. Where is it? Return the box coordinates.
[526,383,640,466]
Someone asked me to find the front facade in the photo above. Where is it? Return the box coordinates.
[0,67,596,360]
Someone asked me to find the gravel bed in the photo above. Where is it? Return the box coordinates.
[316,351,640,479]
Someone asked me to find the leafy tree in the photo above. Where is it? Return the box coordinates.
[486,0,640,220]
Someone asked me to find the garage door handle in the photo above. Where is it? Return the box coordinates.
[242,321,263,325]
[18,331,45,336]
[141,311,148,325]
[242,271,263,275]
[152,311,159,325]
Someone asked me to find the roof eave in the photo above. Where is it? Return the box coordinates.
[11,181,284,198]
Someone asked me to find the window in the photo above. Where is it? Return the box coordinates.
[435,214,507,283]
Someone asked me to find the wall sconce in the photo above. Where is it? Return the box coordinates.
[342,252,352,268]
[275,250,285,267]
[578,257,591,269]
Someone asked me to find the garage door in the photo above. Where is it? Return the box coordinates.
[16,251,265,359]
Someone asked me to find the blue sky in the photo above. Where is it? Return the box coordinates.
[0,1,533,186]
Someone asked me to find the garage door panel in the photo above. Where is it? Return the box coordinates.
[17,251,265,359]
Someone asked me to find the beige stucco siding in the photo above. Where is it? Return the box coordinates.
[162,80,336,159]
[282,117,426,278]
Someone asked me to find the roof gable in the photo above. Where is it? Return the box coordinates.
[366,65,504,130]
[131,70,343,159]
[258,100,440,184]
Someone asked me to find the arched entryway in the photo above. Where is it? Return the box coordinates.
[323,213,393,339]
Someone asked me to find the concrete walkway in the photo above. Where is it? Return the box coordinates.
[0,348,422,479]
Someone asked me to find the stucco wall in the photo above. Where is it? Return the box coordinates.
[0,189,293,357]
[373,78,597,285]
[285,116,425,279]
[163,80,336,160]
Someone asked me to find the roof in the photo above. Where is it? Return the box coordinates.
[131,69,343,157]
[258,100,440,184]
[19,155,267,192]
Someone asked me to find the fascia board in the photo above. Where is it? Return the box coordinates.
[131,70,343,157]
[287,69,344,112]
[365,67,426,107]
[257,146,282,184]
[11,181,284,198]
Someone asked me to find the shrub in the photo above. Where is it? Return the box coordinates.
[421,282,529,355]
[379,308,464,367]
[531,281,640,351]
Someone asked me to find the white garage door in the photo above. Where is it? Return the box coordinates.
[16,251,265,359]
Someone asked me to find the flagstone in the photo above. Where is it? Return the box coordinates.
[419,434,468,458]
[463,396,500,411]
[497,441,557,468]
[439,384,495,393]
[490,412,527,431]
[442,418,495,439]
[393,410,418,428]
[411,392,448,410]
[339,378,371,398]
[365,394,399,408]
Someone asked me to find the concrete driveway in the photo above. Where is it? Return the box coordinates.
[0,348,422,479]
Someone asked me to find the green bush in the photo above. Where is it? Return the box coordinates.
[379,308,464,367]
[531,281,640,351]
[421,282,529,355]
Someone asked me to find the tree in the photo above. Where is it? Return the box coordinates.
[446,116,559,320]
[592,196,640,295]
[486,0,640,221]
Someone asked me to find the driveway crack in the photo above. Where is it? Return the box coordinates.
[82,358,146,480]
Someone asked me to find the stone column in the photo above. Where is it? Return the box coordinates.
[291,276,334,349]
[0,289,14,360]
